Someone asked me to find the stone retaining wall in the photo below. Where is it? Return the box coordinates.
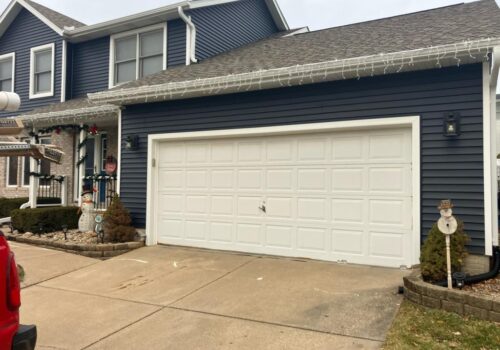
[404,273,500,323]
[7,234,144,258]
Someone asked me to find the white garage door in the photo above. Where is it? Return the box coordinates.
[155,127,413,267]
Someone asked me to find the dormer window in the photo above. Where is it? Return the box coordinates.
[0,53,15,92]
[29,43,55,99]
[110,24,166,87]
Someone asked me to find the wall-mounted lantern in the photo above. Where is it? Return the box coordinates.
[443,112,461,137]
[125,135,139,151]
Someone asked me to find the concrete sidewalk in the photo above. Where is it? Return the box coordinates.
[13,243,409,350]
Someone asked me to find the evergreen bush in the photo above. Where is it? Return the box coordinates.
[11,206,79,233]
[420,220,469,282]
[103,195,136,243]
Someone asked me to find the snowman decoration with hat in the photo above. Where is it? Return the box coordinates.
[79,187,97,232]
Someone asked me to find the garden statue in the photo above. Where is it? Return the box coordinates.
[78,190,96,232]
[437,200,458,289]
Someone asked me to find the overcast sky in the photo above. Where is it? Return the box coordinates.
[0,0,494,31]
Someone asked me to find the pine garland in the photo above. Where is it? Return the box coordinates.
[29,172,65,183]
[76,154,88,167]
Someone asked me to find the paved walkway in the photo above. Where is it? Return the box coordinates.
[13,243,409,349]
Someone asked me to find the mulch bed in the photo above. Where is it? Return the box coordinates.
[463,275,500,298]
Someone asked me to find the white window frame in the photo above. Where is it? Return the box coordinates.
[5,156,18,188]
[109,23,167,88]
[0,52,15,92]
[29,43,55,99]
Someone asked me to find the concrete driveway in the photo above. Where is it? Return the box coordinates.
[13,243,409,350]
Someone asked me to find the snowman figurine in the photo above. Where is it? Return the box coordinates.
[79,189,96,232]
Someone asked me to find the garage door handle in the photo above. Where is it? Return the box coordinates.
[259,203,267,214]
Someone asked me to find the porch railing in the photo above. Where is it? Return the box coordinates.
[83,174,117,211]
[33,174,67,207]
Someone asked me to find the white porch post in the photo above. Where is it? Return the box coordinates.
[28,130,39,209]
[60,176,68,206]
[78,124,87,207]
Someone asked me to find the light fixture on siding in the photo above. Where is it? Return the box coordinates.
[443,112,461,137]
[125,135,139,150]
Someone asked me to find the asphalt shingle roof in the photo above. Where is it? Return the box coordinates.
[114,0,500,90]
[26,0,85,29]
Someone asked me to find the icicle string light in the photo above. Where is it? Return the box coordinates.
[85,38,499,106]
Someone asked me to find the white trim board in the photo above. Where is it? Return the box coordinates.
[29,42,55,99]
[146,116,421,267]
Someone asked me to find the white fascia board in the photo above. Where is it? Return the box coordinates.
[66,2,189,42]
[89,38,500,106]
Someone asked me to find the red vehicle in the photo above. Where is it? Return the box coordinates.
[0,231,36,350]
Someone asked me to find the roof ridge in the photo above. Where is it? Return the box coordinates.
[293,0,484,36]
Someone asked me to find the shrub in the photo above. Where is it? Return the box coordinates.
[0,197,62,218]
[103,195,136,243]
[11,206,79,233]
[420,220,469,282]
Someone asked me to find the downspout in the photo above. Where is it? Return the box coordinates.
[178,6,198,64]
[490,46,500,250]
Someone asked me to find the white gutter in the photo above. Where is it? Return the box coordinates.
[89,38,500,106]
[18,105,120,126]
[178,6,198,64]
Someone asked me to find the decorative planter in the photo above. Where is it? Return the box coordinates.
[404,272,500,323]
[6,233,144,259]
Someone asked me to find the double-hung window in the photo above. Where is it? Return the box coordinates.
[0,53,15,92]
[30,43,55,99]
[111,24,166,87]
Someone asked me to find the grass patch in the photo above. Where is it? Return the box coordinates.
[383,301,500,350]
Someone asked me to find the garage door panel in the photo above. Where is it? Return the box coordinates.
[297,227,328,252]
[236,224,262,246]
[210,222,234,243]
[211,196,234,216]
[298,169,328,191]
[185,195,208,215]
[159,194,184,214]
[211,143,234,163]
[211,170,234,189]
[237,197,263,217]
[369,198,411,227]
[158,143,184,165]
[297,198,327,221]
[159,170,184,189]
[237,170,264,190]
[265,225,294,249]
[186,143,209,164]
[185,221,207,241]
[332,136,364,162]
[298,138,328,161]
[156,127,413,268]
[332,168,364,192]
[332,229,364,255]
[369,166,411,195]
[238,142,263,162]
[266,140,294,162]
[267,169,294,191]
[266,197,293,218]
[186,170,208,189]
[369,232,405,259]
[331,199,364,224]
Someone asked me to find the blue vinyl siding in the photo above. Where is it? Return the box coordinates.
[69,36,110,98]
[189,0,278,61]
[167,19,186,68]
[0,9,62,117]
[121,64,486,254]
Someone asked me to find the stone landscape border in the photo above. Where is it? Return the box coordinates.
[7,234,144,258]
[404,273,500,323]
